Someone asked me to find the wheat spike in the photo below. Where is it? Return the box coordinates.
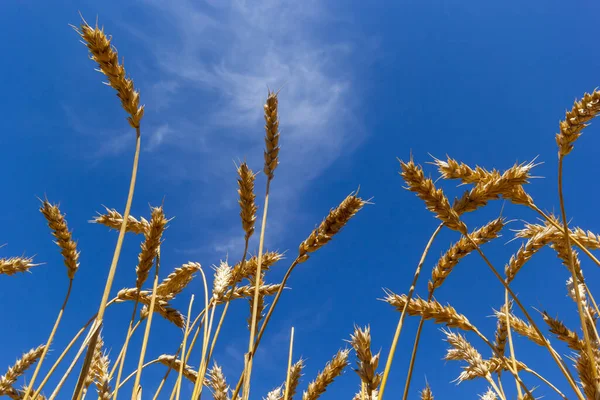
[399,159,465,232]
[237,162,258,240]
[208,363,229,400]
[385,292,475,331]
[479,388,498,400]
[420,384,434,400]
[494,302,510,356]
[84,334,104,389]
[157,355,199,383]
[433,155,497,184]
[0,257,39,276]
[429,217,504,293]
[285,359,304,399]
[452,161,535,214]
[443,330,487,383]
[264,387,283,400]
[231,252,283,286]
[263,90,280,179]
[40,200,79,280]
[0,345,45,394]
[155,262,201,301]
[213,261,233,302]
[116,289,184,328]
[92,207,149,234]
[349,326,381,396]
[95,354,111,400]
[494,310,545,346]
[135,206,167,289]
[460,357,527,381]
[575,352,600,400]
[504,225,556,283]
[75,20,144,128]
[302,349,349,400]
[556,89,600,155]
[298,192,366,260]
[542,311,584,352]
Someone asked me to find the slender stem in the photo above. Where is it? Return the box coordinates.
[24,279,73,400]
[584,282,600,322]
[73,129,141,399]
[379,223,444,400]
[464,231,585,400]
[131,249,161,399]
[231,258,301,400]
[34,299,118,398]
[485,374,506,400]
[505,288,523,399]
[113,297,141,400]
[109,319,143,380]
[50,323,97,400]
[205,240,251,367]
[191,267,210,399]
[557,155,599,385]
[152,347,183,400]
[174,295,195,400]
[402,314,426,400]
[244,179,272,400]
[111,360,160,396]
[525,367,567,399]
[283,327,295,400]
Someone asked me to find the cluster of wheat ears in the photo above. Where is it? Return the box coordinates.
[2,15,600,400]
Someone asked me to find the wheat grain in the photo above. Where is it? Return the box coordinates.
[302,349,349,400]
[40,200,79,280]
[75,20,144,128]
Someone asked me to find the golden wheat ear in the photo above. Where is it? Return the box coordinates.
[0,256,40,276]
[302,349,350,400]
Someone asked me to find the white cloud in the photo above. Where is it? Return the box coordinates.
[118,0,366,254]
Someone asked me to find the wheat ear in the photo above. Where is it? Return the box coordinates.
[24,201,79,400]
[0,345,45,395]
[208,363,229,400]
[243,90,281,400]
[0,256,39,276]
[71,15,143,399]
[302,349,350,400]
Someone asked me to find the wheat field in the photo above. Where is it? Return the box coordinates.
[2,11,600,400]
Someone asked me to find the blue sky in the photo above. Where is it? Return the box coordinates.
[2,0,600,398]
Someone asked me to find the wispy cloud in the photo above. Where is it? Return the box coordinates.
[79,0,366,255]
